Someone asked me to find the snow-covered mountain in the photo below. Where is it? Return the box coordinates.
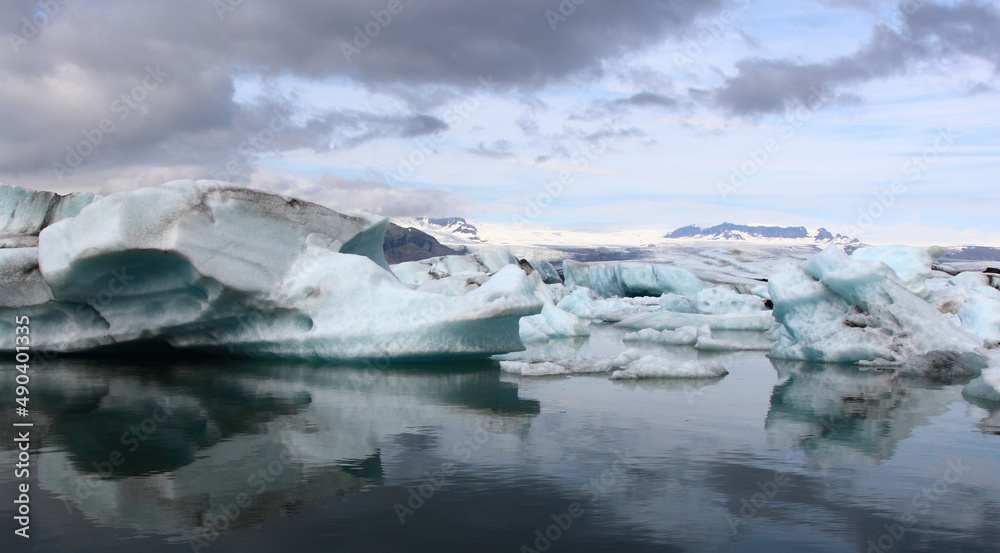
[665,223,860,246]
[393,217,482,245]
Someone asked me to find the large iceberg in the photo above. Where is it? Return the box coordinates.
[768,246,982,364]
[0,181,542,359]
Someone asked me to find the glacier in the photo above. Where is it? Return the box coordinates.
[0,181,543,359]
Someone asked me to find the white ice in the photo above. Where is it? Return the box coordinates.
[963,367,1000,404]
[563,260,708,299]
[0,183,96,248]
[610,357,728,380]
[391,249,517,285]
[768,246,982,365]
[1,181,543,358]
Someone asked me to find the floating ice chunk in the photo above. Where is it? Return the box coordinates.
[963,367,1000,405]
[768,246,981,365]
[623,326,702,346]
[610,357,728,380]
[563,260,707,298]
[517,271,590,342]
[519,303,590,342]
[499,361,574,376]
[499,350,636,376]
[659,293,695,313]
[623,323,771,351]
[957,294,1000,341]
[392,249,517,285]
[556,287,651,322]
[615,310,775,332]
[899,351,988,381]
[850,245,946,294]
[695,333,772,352]
[693,286,766,315]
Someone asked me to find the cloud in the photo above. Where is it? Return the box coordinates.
[616,91,678,109]
[0,0,730,192]
[712,0,1000,116]
[250,170,472,217]
[467,140,515,159]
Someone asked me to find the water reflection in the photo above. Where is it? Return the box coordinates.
[4,356,538,539]
[765,360,963,467]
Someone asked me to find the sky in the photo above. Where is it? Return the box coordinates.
[1,0,998,245]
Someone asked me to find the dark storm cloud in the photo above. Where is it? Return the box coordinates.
[713,0,1000,116]
[616,91,678,108]
[0,0,726,188]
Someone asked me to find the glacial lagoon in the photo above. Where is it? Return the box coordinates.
[2,325,998,553]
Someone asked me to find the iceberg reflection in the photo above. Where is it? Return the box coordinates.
[765,359,960,467]
[20,357,539,539]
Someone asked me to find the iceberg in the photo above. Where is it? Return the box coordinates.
[391,249,517,285]
[615,310,776,332]
[957,293,1000,342]
[850,245,947,294]
[622,324,770,351]
[623,326,702,346]
[499,360,603,376]
[499,348,727,380]
[556,287,655,322]
[498,350,636,376]
[0,181,543,359]
[1,183,96,248]
[518,302,591,342]
[691,286,767,314]
[962,367,1000,405]
[523,258,562,284]
[563,260,707,299]
[610,357,728,380]
[768,246,982,365]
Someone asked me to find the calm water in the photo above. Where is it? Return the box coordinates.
[2,325,999,553]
